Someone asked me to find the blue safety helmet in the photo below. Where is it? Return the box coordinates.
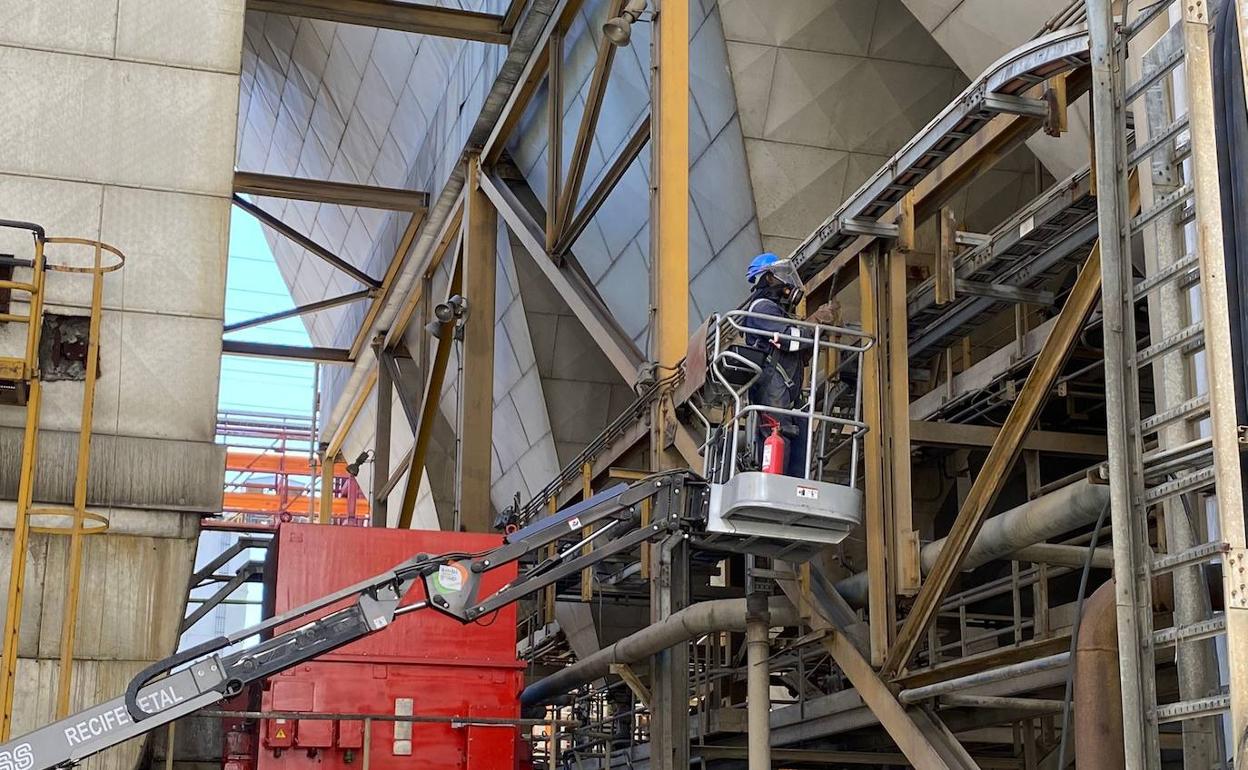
[746,252,780,283]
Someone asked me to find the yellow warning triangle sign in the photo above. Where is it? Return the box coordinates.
[275,729,287,740]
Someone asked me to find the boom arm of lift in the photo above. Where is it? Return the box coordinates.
[0,473,700,770]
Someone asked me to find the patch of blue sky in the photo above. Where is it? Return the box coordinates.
[219,205,316,419]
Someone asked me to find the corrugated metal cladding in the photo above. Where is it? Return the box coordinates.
[258,525,524,770]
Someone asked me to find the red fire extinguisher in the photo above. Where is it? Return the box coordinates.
[761,420,787,475]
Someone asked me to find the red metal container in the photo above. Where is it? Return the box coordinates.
[256,524,524,770]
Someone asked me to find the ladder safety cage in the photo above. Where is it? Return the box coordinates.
[0,221,125,740]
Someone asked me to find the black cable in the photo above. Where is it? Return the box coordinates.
[1056,500,1110,769]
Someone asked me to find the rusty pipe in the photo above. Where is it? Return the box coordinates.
[1073,579,1123,770]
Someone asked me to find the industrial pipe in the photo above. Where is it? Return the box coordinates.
[1073,580,1124,770]
[898,652,1071,704]
[1010,543,1114,569]
[837,479,1110,606]
[521,596,798,706]
[745,594,771,770]
[937,694,1064,714]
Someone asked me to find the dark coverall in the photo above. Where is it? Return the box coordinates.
[742,295,810,479]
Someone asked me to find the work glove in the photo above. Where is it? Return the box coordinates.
[807,300,840,326]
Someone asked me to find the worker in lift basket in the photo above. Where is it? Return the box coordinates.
[741,253,837,479]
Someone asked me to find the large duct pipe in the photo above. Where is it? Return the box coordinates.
[521,596,798,706]
[1074,579,1123,770]
[837,479,1110,606]
[745,594,771,770]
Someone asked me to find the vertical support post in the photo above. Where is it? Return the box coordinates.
[649,0,689,472]
[164,721,176,770]
[372,340,392,528]
[890,196,918,597]
[1086,1,1153,764]
[936,209,957,306]
[458,154,498,533]
[318,452,334,524]
[55,243,106,717]
[639,498,651,579]
[859,245,891,666]
[1183,0,1248,745]
[544,497,557,623]
[650,529,689,770]
[580,463,594,601]
[0,237,47,741]
[546,29,563,252]
[648,0,689,763]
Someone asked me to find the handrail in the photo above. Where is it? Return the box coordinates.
[0,219,46,242]
[707,310,869,483]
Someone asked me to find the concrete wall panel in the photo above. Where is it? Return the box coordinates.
[13,659,167,770]
[101,186,232,319]
[0,47,238,196]
[115,0,245,73]
[116,312,223,442]
[0,0,118,58]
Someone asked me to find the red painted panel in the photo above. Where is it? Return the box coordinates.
[257,526,522,770]
[267,524,519,665]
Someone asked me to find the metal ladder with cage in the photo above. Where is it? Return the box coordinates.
[1087,0,1248,764]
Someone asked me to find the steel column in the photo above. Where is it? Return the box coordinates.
[858,245,892,666]
[649,533,689,770]
[397,238,463,530]
[1086,1,1154,764]
[745,594,771,770]
[887,211,919,596]
[456,154,497,533]
[1182,0,1248,747]
[372,339,392,528]
[545,28,563,252]
[650,0,688,473]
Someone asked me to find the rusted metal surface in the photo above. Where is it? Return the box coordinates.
[38,314,89,383]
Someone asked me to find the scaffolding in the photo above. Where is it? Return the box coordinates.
[216,410,369,527]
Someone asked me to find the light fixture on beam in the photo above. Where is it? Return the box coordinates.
[603,0,647,47]
[425,295,469,339]
[346,450,374,477]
